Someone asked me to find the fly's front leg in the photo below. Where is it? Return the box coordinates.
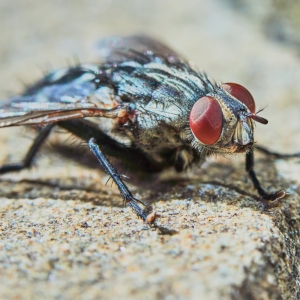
[88,138,155,223]
[256,145,300,159]
[0,124,54,174]
[246,149,286,201]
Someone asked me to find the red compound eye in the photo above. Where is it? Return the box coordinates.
[221,83,256,113]
[189,96,223,145]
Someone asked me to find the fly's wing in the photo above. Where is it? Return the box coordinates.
[0,66,127,128]
[97,35,190,69]
[0,36,214,129]
[0,36,189,129]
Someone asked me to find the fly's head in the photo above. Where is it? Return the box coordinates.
[189,83,268,155]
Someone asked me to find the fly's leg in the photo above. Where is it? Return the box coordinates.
[58,119,163,173]
[256,145,300,159]
[246,149,286,201]
[88,138,152,222]
[0,124,53,174]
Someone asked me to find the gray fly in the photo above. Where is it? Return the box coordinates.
[0,36,299,223]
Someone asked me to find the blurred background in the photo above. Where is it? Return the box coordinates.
[0,0,300,153]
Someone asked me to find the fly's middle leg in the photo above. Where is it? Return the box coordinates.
[88,138,155,223]
[0,124,54,174]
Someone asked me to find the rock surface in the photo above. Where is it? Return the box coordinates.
[1,1,300,299]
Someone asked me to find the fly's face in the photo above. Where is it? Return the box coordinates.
[189,83,268,155]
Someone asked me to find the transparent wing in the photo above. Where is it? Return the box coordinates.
[0,36,197,128]
[0,74,126,128]
[97,35,189,68]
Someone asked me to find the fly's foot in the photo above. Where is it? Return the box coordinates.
[146,211,160,224]
[261,189,288,208]
[125,196,149,221]
[128,199,159,224]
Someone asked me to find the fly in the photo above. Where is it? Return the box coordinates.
[0,35,299,223]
